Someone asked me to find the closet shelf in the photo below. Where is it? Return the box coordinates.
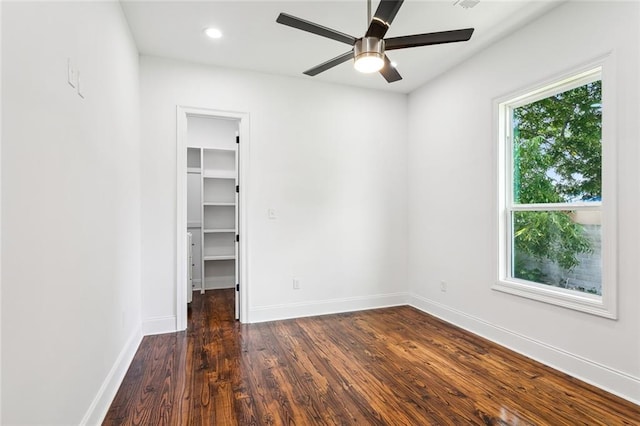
[203,171,236,179]
[203,202,235,207]
[205,147,236,153]
[203,228,235,233]
[203,255,236,261]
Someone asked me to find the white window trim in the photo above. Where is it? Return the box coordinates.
[494,54,617,319]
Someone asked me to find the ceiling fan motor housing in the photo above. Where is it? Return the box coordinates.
[354,37,385,73]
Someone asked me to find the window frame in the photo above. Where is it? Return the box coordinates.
[494,58,617,319]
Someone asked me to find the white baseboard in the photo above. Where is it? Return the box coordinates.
[142,315,176,335]
[80,326,142,425]
[248,292,409,323]
[409,293,640,405]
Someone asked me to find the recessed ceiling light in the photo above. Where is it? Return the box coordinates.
[204,27,222,39]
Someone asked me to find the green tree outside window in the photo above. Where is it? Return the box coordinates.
[512,81,601,292]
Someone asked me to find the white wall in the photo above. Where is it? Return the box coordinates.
[140,56,408,330]
[408,1,640,402]
[1,2,142,424]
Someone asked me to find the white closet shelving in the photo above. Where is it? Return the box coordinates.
[199,146,237,292]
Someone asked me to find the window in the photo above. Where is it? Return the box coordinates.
[495,65,617,318]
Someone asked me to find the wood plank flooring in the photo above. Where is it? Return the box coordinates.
[104,289,640,425]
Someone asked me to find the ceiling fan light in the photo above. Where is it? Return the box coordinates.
[354,54,384,73]
[354,37,385,73]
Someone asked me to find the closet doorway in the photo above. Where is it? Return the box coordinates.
[176,107,249,330]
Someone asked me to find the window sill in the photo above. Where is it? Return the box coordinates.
[493,279,616,319]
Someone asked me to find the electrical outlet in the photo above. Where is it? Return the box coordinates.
[293,278,300,290]
[440,281,447,292]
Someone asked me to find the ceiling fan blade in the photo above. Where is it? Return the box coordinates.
[380,55,402,83]
[365,0,404,39]
[277,13,357,45]
[385,28,474,50]
[303,50,354,76]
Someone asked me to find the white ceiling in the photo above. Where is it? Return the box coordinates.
[120,0,563,93]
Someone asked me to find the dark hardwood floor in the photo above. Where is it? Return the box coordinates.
[104,289,639,425]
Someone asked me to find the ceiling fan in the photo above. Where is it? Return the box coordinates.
[276,0,475,83]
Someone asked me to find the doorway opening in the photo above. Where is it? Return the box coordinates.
[176,107,249,330]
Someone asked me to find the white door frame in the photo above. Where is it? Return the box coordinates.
[176,106,250,329]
